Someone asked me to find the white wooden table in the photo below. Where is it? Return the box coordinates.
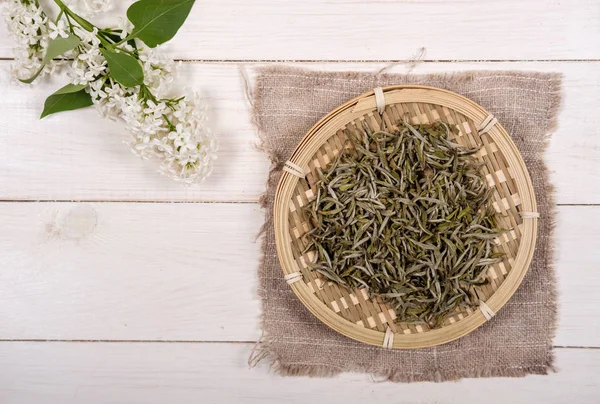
[0,1,599,403]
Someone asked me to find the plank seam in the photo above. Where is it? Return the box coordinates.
[0,201,597,206]
[0,340,596,349]
[2,57,600,63]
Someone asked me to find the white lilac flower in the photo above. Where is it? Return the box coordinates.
[83,0,112,14]
[159,94,217,183]
[67,27,107,85]
[143,100,168,118]
[116,16,133,39]
[63,0,112,17]
[3,0,54,81]
[75,26,102,47]
[91,81,128,119]
[48,20,68,39]
[116,92,217,184]
[138,46,180,98]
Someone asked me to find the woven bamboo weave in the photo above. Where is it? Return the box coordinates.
[273,85,538,349]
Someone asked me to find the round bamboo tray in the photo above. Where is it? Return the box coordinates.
[273,85,538,349]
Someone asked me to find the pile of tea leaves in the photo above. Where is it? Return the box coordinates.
[304,122,503,328]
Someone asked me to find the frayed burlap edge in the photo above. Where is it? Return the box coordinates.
[249,66,562,382]
[534,68,563,378]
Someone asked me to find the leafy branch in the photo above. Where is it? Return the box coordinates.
[6,0,217,184]
[20,0,195,118]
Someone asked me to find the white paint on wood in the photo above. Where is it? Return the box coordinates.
[0,202,597,347]
[0,342,597,404]
[0,62,270,202]
[1,1,599,60]
[0,202,263,342]
[0,61,599,204]
[0,0,598,398]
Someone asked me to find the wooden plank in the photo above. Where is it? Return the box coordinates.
[0,202,263,342]
[554,206,600,347]
[1,1,599,60]
[0,61,599,204]
[0,342,597,404]
[0,202,597,347]
[0,62,270,202]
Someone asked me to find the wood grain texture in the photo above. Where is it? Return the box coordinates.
[0,0,597,399]
[0,63,269,202]
[1,61,599,204]
[0,202,263,342]
[0,202,597,347]
[0,342,597,404]
[1,1,599,60]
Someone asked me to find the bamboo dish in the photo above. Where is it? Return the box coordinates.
[273,85,538,349]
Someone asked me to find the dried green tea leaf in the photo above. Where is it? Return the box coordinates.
[304,122,503,328]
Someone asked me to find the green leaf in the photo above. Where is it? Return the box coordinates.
[52,83,88,95]
[20,34,81,84]
[101,49,144,87]
[40,83,93,119]
[127,0,195,48]
[41,35,81,65]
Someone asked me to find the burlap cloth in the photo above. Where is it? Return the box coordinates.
[250,66,561,382]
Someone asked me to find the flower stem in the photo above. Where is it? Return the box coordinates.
[140,85,158,103]
[53,0,94,32]
[162,114,176,131]
[53,0,115,49]
[114,34,135,47]
[116,47,137,57]
[64,13,74,32]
